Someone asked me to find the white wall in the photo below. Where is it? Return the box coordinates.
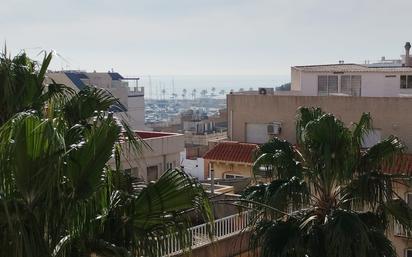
[295,71,409,97]
[127,95,145,129]
[246,123,271,144]
[180,151,205,179]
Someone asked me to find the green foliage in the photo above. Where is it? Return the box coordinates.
[244,107,412,257]
[0,49,211,257]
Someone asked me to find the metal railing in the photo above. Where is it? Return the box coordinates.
[158,211,251,256]
[394,221,412,238]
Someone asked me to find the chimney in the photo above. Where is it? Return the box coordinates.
[405,42,411,66]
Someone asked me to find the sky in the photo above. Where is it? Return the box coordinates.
[2,0,412,76]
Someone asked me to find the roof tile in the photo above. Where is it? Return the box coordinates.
[203,141,258,163]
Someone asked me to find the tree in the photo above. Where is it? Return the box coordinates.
[0,50,212,257]
[0,49,64,125]
[211,87,216,97]
[242,107,412,257]
[200,89,208,98]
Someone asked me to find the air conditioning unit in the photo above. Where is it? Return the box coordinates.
[267,122,281,135]
[259,87,274,95]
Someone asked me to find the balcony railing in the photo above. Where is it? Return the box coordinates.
[157,211,252,256]
[129,86,144,96]
[394,221,412,238]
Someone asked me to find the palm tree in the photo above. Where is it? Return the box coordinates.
[0,50,212,257]
[200,89,208,98]
[191,89,197,99]
[242,107,412,257]
[0,49,65,125]
[211,87,216,97]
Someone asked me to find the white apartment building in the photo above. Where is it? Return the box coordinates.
[291,42,412,97]
[46,71,145,130]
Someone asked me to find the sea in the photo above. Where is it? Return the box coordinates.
[134,75,290,99]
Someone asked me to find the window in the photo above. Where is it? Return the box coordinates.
[328,76,338,94]
[406,192,412,209]
[318,75,360,96]
[341,75,351,95]
[405,249,412,257]
[400,75,412,89]
[318,75,338,95]
[351,75,361,96]
[147,165,158,181]
[318,76,328,95]
[224,173,245,179]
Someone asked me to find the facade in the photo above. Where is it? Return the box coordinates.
[109,131,184,181]
[291,64,412,97]
[46,71,146,130]
[228,94,412,149]
[291,42,412,97]
[203,141,257,179]
[225,42,412,257]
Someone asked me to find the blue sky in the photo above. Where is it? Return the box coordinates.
[1,0,412,75]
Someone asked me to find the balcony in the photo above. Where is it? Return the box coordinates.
[157,211,252,256]
[394,221,412,238]
[128,86,144,97]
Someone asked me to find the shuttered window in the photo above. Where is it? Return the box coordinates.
[318,76,328,95]
[328,76,338,93]
[400,75,412,89]
[351,75,361,96]
[341,75,352,95]
[318,75,338,95]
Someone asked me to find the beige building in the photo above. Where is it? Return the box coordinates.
[227,42,412,257]
[46,71,146,130]
[228,94,412,149]
[203,141,257,179]
[109,131,185,181]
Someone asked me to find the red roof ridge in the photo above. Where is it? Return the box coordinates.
[203,141,258,163]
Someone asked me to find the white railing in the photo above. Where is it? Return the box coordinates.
[394,221,412,237]
[158,211,252,256]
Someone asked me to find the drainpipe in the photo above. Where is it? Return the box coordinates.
[210,162,215,194]
[163,154,167,171]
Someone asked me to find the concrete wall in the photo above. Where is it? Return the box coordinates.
[293,70,412,97]
[204,160,253,179]
[181,157,205,179]
[127,95,145,129]
[86,73,112,89]
[109,133,184,181]
[291,67,301,91]
[228,94,412,151]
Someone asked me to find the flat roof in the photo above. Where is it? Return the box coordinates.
[293,63,412,73]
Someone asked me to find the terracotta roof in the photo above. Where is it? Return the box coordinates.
[203,141,258,163]
[383,154,412,175]
[293,63,412,73]
[135,131,177,139]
